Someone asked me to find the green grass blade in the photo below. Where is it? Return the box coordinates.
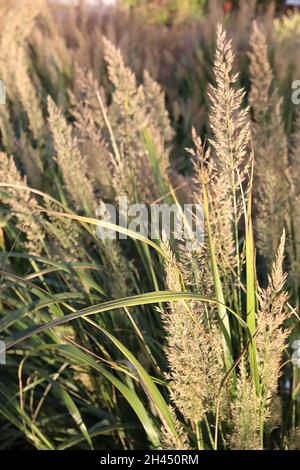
[5,291,247,351]
[46,344,161,447]
[44,377,93,449]
[83,316,179,444]
[244,165,260,395]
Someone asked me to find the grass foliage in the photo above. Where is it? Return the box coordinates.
[0,0,300,450]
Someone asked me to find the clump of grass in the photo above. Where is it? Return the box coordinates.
[0,3,299,451]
